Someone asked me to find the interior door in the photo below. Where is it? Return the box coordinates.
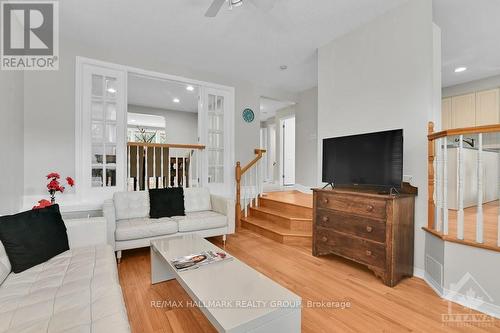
[282,117,295,186]
[80,64,126,198]
[200,87,232,195]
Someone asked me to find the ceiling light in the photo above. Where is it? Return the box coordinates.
[230,0,243,7]
[173,98,180,103]
[454,67,467,73]
[186,85,194,91]
[107,88,117,94]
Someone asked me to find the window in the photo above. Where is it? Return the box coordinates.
[207,93,224,183]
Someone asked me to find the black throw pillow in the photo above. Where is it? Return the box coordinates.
[0,204,69,273]
[149,187,185,218]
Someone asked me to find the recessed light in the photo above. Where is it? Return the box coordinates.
[454,67,467,73]
[130,119,136,123]
[186,85,194,91]
[173,98,180,103]
[107,88,117,94]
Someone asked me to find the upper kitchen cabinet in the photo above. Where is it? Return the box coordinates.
[476,88,500,126]
[452,93,476,128]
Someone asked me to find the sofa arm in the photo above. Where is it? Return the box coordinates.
[210,194,235,234]
[103,199,117,249]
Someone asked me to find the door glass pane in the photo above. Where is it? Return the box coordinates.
[106,124,117,143]
[91,102,103,120]
[105,77,117,99]
[106,103,117,121]
[92,145,103,165]
[92,122,104,141]
[92,75,103,96]
[92,168,103,187]
[207,93,224,183]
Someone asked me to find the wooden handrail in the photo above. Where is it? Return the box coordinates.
[428,123,500,140]
[127,142,206,150]
[235,148,267,228]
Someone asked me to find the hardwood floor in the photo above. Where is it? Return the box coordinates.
[446,200,499,247]
[118,229,499,332]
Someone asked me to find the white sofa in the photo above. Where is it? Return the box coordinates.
[103,187,235,261]
[0,224,130,333]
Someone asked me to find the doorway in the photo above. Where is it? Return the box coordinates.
[280,117,295,186]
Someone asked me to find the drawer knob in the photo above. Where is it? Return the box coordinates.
[366,250,372,256]
[366,226,373,233]
[322,236,328,242]
[322,216,329,222]
[322,198,329,204]
[366,205,374,212]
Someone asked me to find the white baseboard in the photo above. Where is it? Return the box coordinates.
[293,184,313,194]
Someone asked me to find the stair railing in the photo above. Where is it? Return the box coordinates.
[426,121,500,251]
[235,149,266,228]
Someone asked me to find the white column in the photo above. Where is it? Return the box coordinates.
[457,135,464,240]
[443,138,449,235]
[435,138,443,232]
[476,134,484,243]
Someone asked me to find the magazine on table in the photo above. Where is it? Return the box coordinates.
[170,250,233,271]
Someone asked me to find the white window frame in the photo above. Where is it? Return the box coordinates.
[75,57,235,206]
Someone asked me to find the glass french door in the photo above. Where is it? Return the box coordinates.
[200,87,231,195]
[79,64,126,196]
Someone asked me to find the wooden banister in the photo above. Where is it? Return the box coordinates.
[235,149,267,228]
[127,142,205,150]
[428,123,500,140]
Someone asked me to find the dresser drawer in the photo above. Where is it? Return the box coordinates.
[315,228,386,269]
[316,209,386,243]
[316,192,386,219]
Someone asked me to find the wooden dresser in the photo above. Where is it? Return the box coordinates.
[312,188,416,287]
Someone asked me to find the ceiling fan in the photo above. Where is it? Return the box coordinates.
[204,0,274,17]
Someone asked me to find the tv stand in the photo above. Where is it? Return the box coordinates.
[312,186,417,287]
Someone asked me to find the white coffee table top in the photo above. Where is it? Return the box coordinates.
[151,234,301,333]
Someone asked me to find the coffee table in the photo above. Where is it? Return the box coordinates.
[150,234,301,333]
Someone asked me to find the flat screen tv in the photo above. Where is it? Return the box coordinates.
[322,129,403,189]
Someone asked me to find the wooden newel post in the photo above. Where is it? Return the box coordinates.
[235,161,242,229]
[428,121,435,229]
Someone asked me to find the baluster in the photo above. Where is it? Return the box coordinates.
[127,145,131,191]
[160,147,164,189]
[145,147,148,190]
[189,150,193,188]
[249,168,254,208]
[435,138,443,232]
[443,138,449,235]
[244,173,248,217]
[457,135,464,240]
[476,134,484,243]
[255,159,259,207]
[136,145,139,191]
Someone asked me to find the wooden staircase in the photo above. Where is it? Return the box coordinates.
[241,191,313,246]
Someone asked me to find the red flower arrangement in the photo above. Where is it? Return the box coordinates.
[33,172,75,209]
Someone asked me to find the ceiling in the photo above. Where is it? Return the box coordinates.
[60,0,406,93]
[128,74,199,112]
[260,97,295,121]
[434,0,500,87]
[60,0,500,93]
[128,112,166,128]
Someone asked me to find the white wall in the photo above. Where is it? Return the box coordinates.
[22,37,295,199]
[0,71,24,215]
[317,0,436,271]
[128,105,198,144]
[443,74,500,98]
[295,87,318,188]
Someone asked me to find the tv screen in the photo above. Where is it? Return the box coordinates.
[322,129,403,189]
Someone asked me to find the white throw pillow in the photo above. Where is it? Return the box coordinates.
[184,188,212,213]
[0,241,12,284]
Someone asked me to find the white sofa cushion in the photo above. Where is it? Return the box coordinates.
[0,245,129,333]
[0,242,11,285]
[113,191,149,220]
[184,187,212,213]
[115,217,178,241]
[172,211,227,232]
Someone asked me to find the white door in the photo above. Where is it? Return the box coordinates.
[281,117,295,186]
[268,125,276,182]
[200,87,233,196]
[78,63,127,199]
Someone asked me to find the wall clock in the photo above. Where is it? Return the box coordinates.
[242,108,255,123]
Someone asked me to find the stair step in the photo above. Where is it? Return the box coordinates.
[258,195,312,219]
[249,206,312,232]
[241,216,312,246]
